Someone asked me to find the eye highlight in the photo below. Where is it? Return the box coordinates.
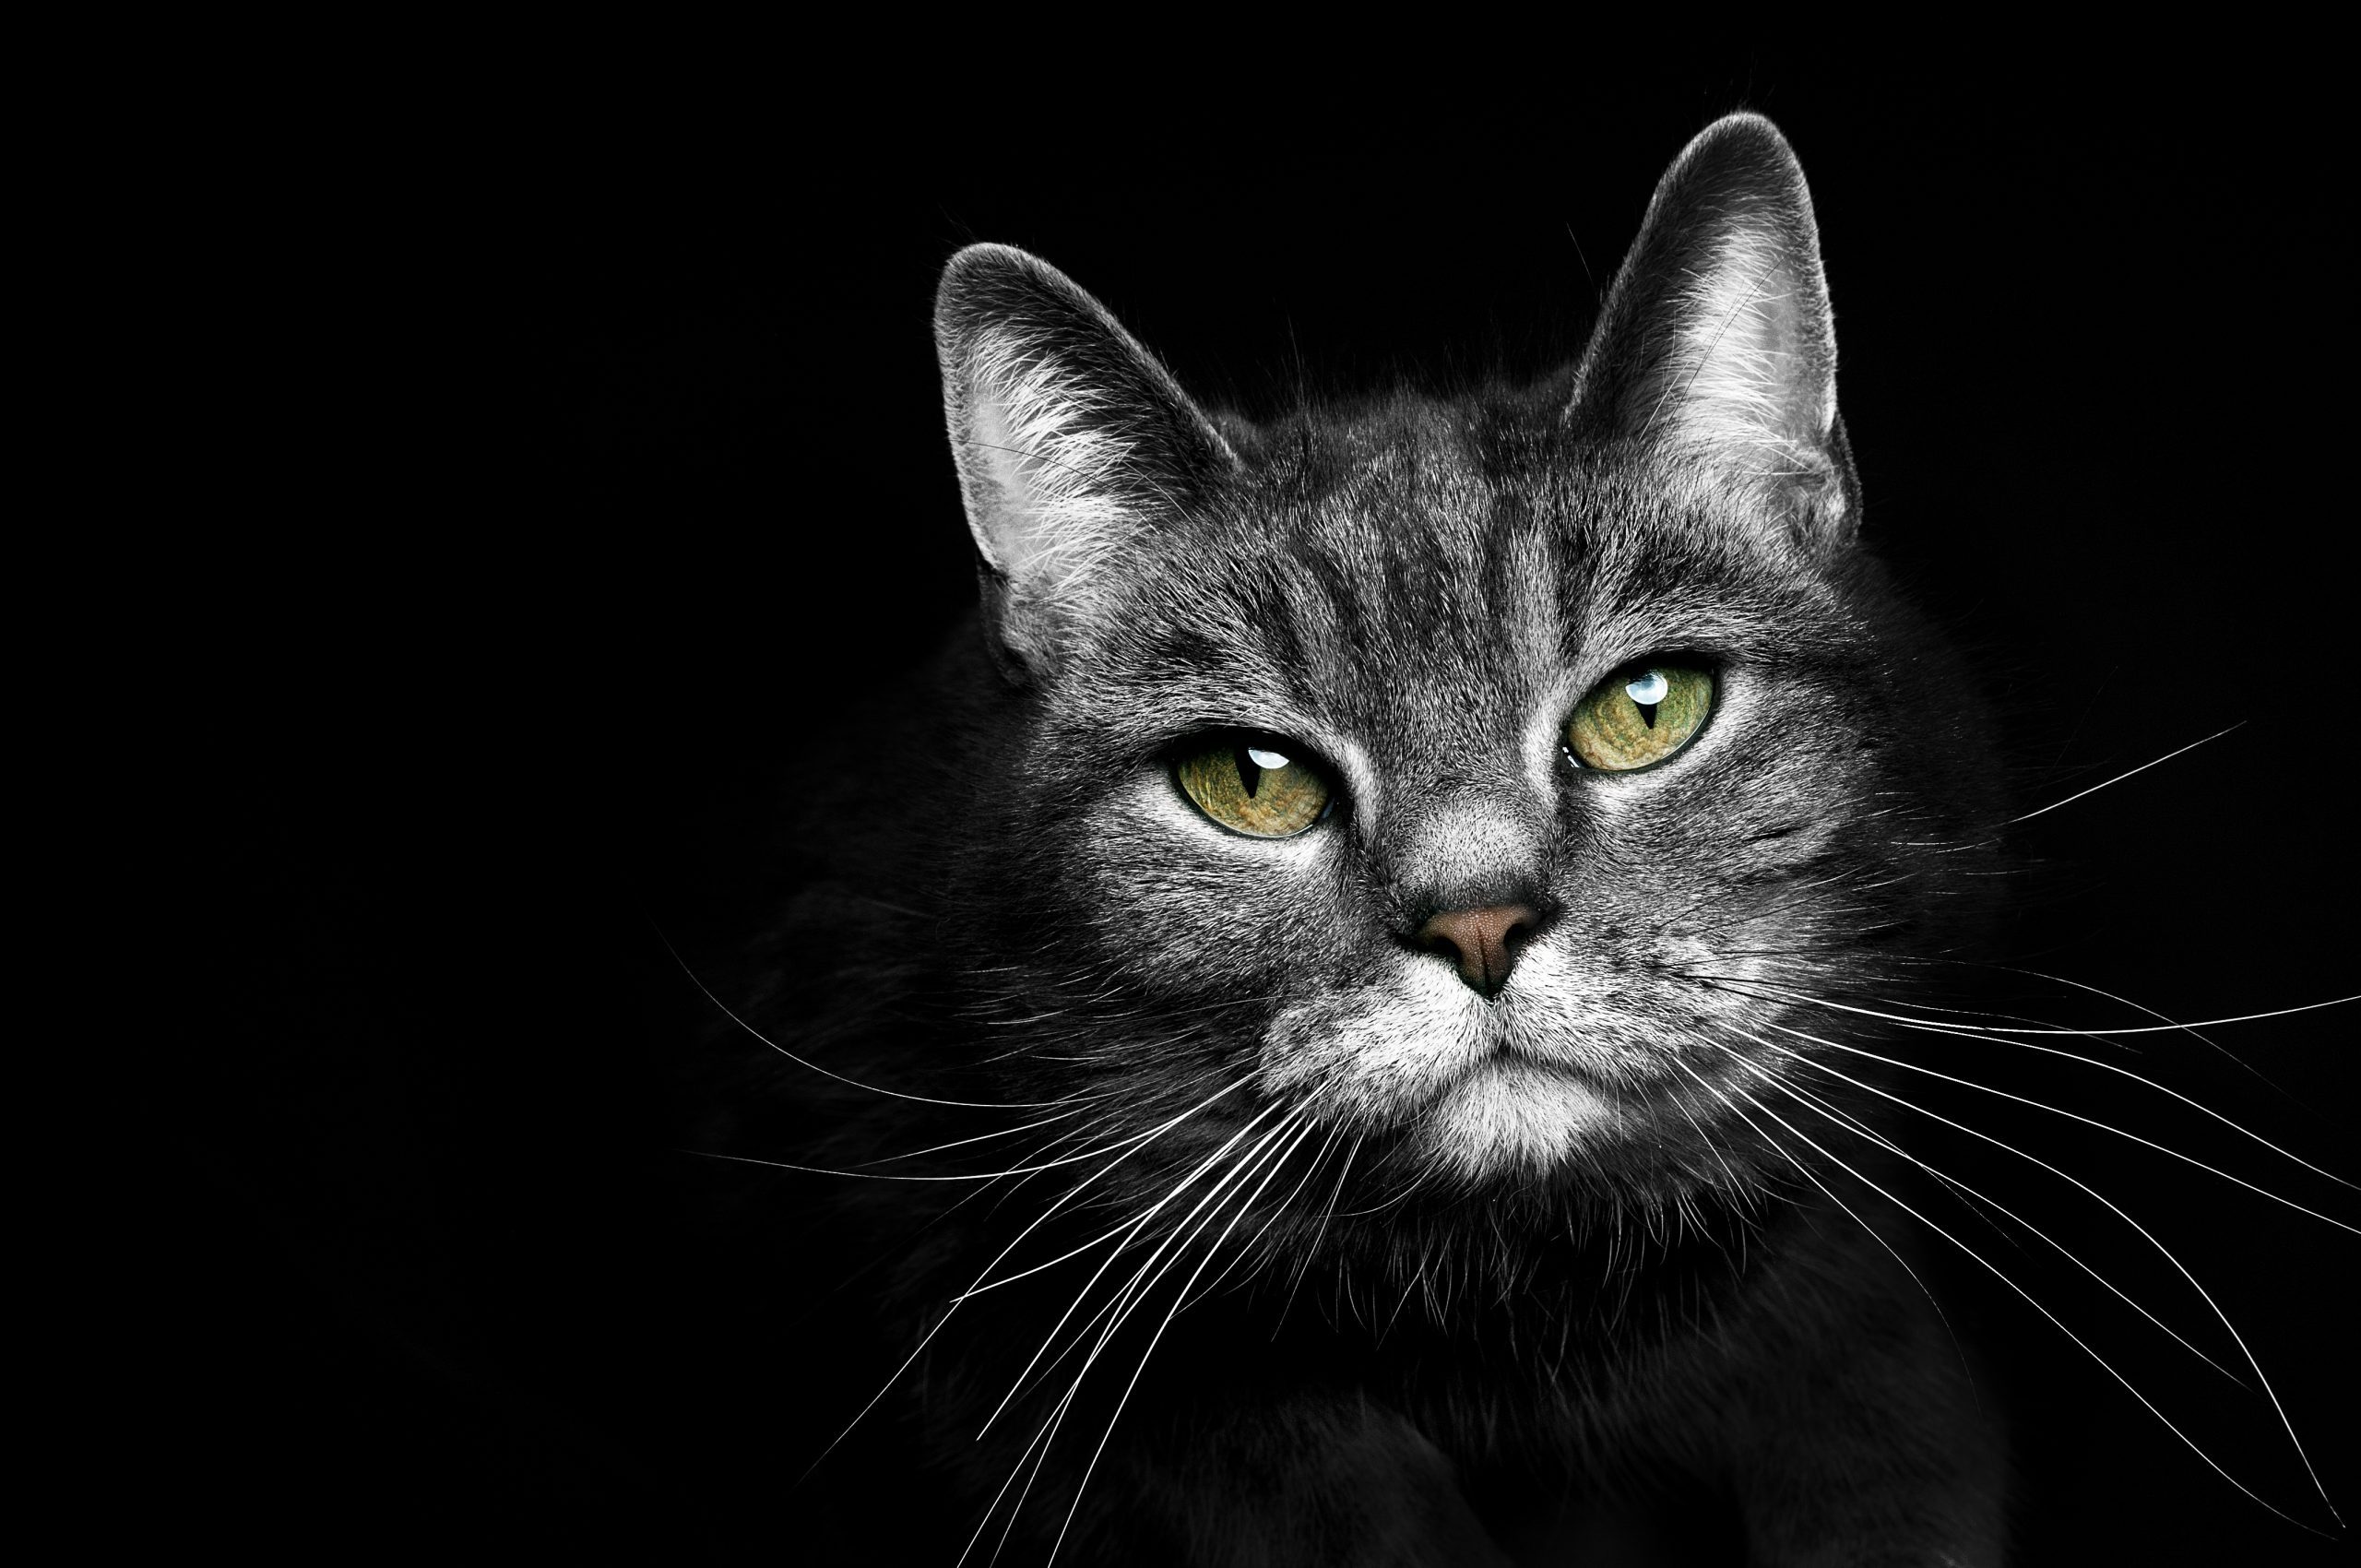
[1565,661,1714,772]
[1174,737,1333,837]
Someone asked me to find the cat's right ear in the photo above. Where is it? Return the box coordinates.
[934,244,1237,680]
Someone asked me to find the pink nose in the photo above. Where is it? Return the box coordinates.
[1416,904,1539,998]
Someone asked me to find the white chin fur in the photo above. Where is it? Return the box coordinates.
[1413,1060,1618,1181]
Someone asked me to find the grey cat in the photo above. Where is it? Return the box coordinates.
[708,113,2323,1564]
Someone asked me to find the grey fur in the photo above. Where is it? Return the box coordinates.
[761,113,2021,1562]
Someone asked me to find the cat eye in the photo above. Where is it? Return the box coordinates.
[1173,737,1334,837]
[1564,661,1714,772]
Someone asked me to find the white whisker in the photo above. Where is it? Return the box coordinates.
[1663,1054,1971,1389]
[800,1075,1252,1486]
[2007,723,2245,826]
[1724,983,2360,1202]
[1722,1028,2248,1387]
[665,933,1092,1110]
[978,1099,1289,1439]
[1714,1076,2310,1529]
[1046,1113,1321,1567]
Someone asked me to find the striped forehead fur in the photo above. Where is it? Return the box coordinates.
[1024,396,1840,785]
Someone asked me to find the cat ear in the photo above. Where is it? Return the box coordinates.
[1569,113,1856,543]
[935,244,1238,676]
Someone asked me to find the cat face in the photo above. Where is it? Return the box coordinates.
[961,412,2000,1194]
[935,117,2002,1205]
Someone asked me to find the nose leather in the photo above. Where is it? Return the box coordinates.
[1417,903,1539,998]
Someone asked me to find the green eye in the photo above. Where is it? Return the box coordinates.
[1566,662,1714,772]
[1175,738,1333,837]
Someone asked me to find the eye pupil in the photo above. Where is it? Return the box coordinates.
[1241,745,1292,797]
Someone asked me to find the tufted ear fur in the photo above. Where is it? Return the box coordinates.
[1568,113,1857,544]
[935,244,1238,677]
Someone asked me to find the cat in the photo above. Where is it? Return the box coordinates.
[682,112,2351,1565]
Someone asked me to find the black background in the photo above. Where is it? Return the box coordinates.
[187,58,2356,1564]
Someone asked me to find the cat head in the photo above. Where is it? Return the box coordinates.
[930,114,1999,1210]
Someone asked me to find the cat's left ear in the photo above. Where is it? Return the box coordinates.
[935,244,1239,679]
[1569,113,1857,545]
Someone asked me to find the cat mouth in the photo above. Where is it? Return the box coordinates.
[1475,1005,1667,1086]
[1262,980,1713,1138]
